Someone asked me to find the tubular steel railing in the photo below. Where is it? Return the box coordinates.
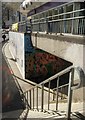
[22,66,84,119]
[17,8,85,35]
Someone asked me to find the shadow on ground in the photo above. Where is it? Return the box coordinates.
[2,40,29,119]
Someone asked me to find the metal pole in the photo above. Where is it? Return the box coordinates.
[48,81,50,110]
[41,84,44,112]
[56,77,59,111]
[29,90,31,109]
[71,3,75,34]
[33,88,34,110]
[53,90,55,101]
[35,33,37,48]
[36,86,38,111]
[67,68,74,119]
[61,87,63,100]
[26,91,28,108]
[27,91,28,101]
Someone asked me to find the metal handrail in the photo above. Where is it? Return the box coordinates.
[22,65,73,111]
[22,66,84,119]
[24,65,73,94]
[67,67,84,119]
[71,67,84,90]
[40,66,73,85]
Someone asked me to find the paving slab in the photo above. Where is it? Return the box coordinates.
[2,41,34,93]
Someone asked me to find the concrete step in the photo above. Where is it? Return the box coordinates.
[2,102,83,119]
[19,109,66,119]
[19,102,83,119]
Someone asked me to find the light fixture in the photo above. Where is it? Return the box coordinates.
[22,0,33,10]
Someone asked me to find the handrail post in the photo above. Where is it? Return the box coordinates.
[41,84,44,112]
[53,90,55,101]
[56,76,59,111]
[26,91,28,108]
[61,87,63,100]
[29,90,31,109]
[33,88,34,110]
[48,81,50,110]
[36,86,38,111]
[67,68,74,119]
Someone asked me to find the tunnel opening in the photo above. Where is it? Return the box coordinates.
[25,47,73,89]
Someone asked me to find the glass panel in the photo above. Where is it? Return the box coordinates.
[74,11,79,17]
[73,19,79,34]
[46,11,49,17]
[66,13,73,18]
[79,11,85,16]
[80,2,85,9]
[61,21,64,33]
[65,20,72,33]
[42,12,45,18]
[48,10,52,16]
[74,3,80,10]
[59,15,63,19]
[52,16,58,20]
[74,11,84,17]
[59,7,64,14]
[78,18,85,35]
[39,14,42,19]
[66,4,73,12]
[53,9,58,15]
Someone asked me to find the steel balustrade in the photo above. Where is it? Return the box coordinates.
[22,66,84,119]
[17,8,85,35]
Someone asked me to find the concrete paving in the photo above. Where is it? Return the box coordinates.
[2,41,34,92]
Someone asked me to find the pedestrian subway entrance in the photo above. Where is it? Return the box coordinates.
[25,45,72,89]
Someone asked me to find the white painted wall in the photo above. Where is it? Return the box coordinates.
[9,31,25,79]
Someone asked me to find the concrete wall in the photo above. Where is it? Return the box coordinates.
[9,31,25,79]
[32,33,85,102]
[32,33,85,73]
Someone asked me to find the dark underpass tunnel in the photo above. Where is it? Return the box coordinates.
[25,47,72,94]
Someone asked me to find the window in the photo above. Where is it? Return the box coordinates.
[42,12,45,18]
[80,2,85,9]
[39,14,42,19]
[66,13,73,18]
[53,9,58,15]
[59,7,64,14]
[74,3,80,10]
[46,11,49,17]
[65,20,72,33]
[59,15,63,19]
[52,16,58,20]
[73,19,79,34]
[66,4,73,12]
[74,11,84,17]
[48,10,52,16]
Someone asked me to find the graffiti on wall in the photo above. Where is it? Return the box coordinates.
[25,48,72,86]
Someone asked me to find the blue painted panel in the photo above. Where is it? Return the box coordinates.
[24,33,34,53]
